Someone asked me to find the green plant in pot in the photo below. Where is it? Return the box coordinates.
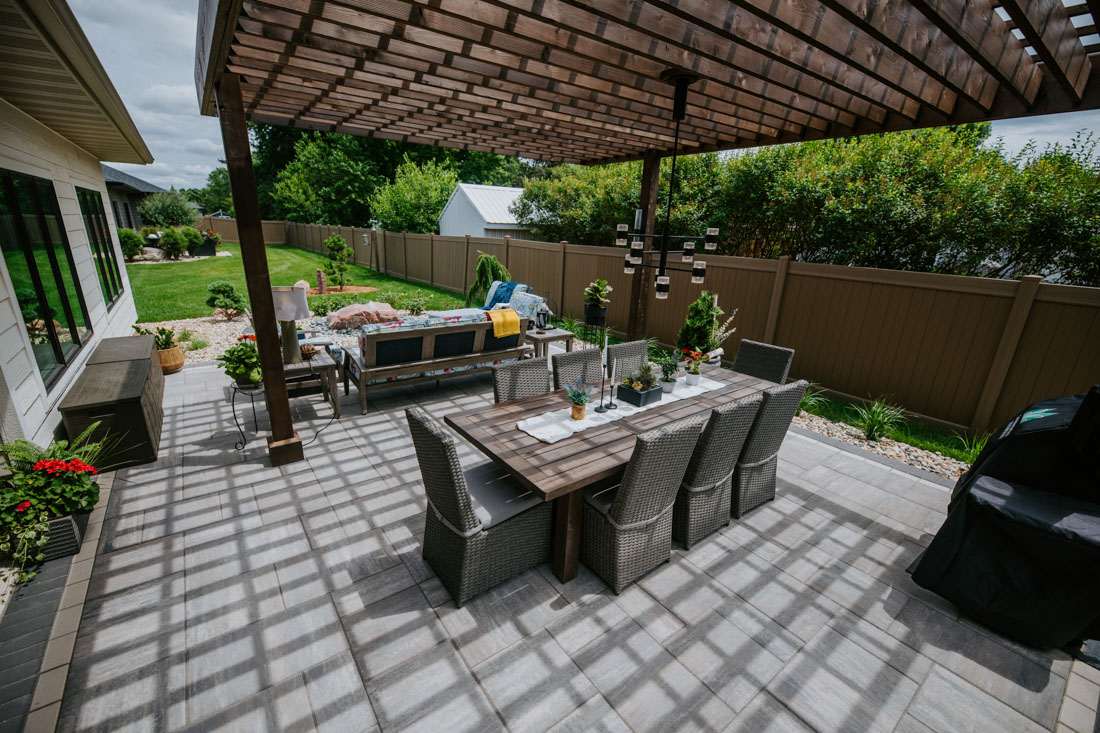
[619,362,661,407]
[681,349,704,385]
[133,325,184,374]
[655,351,680,393]
[566,378,592,420]
[218,336,263,386]
[583,279,613,327]
[0,422,109,583]
[466,252,510,307]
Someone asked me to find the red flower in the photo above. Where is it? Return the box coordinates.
[237,334,256,342]
[15,500,31,512]
[33,459,69,475]
[67,459,98,475]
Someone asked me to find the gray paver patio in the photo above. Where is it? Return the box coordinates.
[41,361,1095,732]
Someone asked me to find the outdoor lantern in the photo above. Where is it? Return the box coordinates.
[704,228,719,251]
[629,240,643,264]
[624,255,635,274]
[272,285,310,364]
[655,275,670,299]
[692,260,707,284]
[616,224,628,247]
[682,241,695,262]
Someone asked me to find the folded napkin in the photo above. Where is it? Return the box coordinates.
[487,308,520,337]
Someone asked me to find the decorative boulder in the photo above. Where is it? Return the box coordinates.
[293,279,310,291]
[326,302,399,330]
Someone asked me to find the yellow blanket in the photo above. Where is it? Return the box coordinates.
[487,308,520,337]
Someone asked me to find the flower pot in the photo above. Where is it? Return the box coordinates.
[582,304,607,327]
[660,380,676,394]
[158,345,185,374]
[235,375,262,388]
[570,402,586,420]
[42,512,91,562]
[618,384,662,407]
[685,372,701,386]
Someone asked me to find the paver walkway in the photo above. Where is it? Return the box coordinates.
[36,363,1096,731]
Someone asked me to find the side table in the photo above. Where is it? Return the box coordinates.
[526,327,575,359]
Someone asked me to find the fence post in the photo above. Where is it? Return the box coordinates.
[464,235,471,293]
[763,256,790,344]
[430,233,435,287]
[558,242,568,318]
[504,235,511,269]
[970,274,1043,434]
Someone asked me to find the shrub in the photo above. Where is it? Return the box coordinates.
[117,228,145,260]
[799,383,828,414]
[854,398,906,441]
[398,292,430,315]
[139,225,158,240]
[677,290,723,353]
[180,227,204,256]
[187,337,208,351]
[137,190,198,228]
[466,252,510,306]
[205,280,248,321]
[323,234,352,291]
[158,227,187,259]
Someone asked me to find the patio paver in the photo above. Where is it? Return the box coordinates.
[36,362,1092,732]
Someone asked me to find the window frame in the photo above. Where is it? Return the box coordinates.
[0,169,93,390]
[77,187,124,309]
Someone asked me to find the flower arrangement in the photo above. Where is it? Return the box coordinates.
[618,362,662,407]
[217,336,263,384]
[565,378,592,420]
[681,349,704,374]
[0,423,107,582]
[201,229,221,246]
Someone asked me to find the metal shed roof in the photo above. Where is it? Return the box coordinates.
[445,183,525,226]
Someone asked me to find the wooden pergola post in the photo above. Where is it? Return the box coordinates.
[627,149,661,341]
[215,73,303,467]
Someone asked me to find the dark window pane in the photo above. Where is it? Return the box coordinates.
[78,188,123,308]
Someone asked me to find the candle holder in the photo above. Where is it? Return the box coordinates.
[594,365,608,413]
[605,358,619,410]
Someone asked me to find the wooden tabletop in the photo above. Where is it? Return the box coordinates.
[525,328,574,342]
[445,365,777,501]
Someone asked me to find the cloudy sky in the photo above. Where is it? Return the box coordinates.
[71,0,1099,191]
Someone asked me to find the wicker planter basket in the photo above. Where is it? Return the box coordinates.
[618,384,662,408]
[570,402,586,420]
[42,512,91,562]
[158,346,184,374]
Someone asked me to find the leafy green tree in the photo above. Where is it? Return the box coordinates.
[183,167,233,216]
[138,190,198,228]
[370,157,459,233]
[323,234,353,291]
[274,134,383,226]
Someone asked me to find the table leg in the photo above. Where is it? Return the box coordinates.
[551,491,582,583]
[329,367,340,418]
[565,337,574,353]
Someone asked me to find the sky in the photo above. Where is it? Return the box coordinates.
[71,0,1100,191]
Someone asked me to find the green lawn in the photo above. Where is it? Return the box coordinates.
[127,243,463,322]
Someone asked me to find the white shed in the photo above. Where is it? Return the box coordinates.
[438,183,531,239]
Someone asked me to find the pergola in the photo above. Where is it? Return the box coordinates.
[195,0,1099,465]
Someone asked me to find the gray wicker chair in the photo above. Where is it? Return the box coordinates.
[606,340,648,377]
[552,348,602,390]
[581,415,707,593]
[731,339,796,384]
[492,357,550,402]
[406,406,551,607]
[732,380,808,518]
[673,395,763,549]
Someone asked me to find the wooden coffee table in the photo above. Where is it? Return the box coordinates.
[526,327,575,358]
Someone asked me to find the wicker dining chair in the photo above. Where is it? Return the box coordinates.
[732,380,808,518]
[406,406,551,607]
[492,357,550,402]
[672,395,763,549]
[581,415,707,593]
[606,340,649,376]
[552,348,602,390]
[731,339,796,384]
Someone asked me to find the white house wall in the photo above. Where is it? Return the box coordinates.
[0,97,138,444]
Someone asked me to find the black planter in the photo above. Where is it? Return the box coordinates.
[618,384,662,408]
[42,512,91,561]
[196,240,217,257]
[583,304,607,327]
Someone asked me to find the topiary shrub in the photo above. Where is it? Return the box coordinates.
[180,227,204,257]
[206,280,248,321]
[323,234,352,291]
[157,227,187,260]
[117,228,144,261]
[676,290,723,353]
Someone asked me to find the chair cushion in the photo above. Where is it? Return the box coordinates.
[508,291,544,321]
[464,461,543,529]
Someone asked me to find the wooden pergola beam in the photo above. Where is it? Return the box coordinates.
[997,0,1093,103]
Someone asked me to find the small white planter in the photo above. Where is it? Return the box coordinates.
[661,380,676,394]
[685,373,700,386]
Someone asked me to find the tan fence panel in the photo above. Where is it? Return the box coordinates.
[383,231,406,277]
[261,220,286,244]
[466,238,507,287]
[991,284,1100,429]
[508,240,564,309]
[560,245,633,330]
[431,236,467,294]
[352,229,371,268]
[404,233,433,284]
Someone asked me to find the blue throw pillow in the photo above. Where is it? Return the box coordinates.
[481,281,519,309]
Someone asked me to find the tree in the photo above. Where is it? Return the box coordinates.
[369,156,459,233]
[323,234,352,291]
[184,167,233,215]
[205,281,247,321]
[138,190,198,228]
[273,134,383,225]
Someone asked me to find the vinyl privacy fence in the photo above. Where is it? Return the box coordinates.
[201,217,1100,434]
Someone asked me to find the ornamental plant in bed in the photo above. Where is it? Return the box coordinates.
[0,423,108,582]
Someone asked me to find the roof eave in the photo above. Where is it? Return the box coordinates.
[195,0,244,117]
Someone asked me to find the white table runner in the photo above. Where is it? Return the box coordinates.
[516,376,727,444]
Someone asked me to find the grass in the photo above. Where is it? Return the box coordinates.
[127,243,463,322]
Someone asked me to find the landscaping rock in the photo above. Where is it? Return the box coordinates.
[293,279,310,291]
[326,302,399,330]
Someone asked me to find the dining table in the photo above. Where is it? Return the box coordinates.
[444,363,779,583]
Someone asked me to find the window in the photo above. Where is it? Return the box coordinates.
[111,200,121,227]
[77,188,124,308]
[0,169,93,388]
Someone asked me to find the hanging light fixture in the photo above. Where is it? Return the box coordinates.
[617,70,718,298]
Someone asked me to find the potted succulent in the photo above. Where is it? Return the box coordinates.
[133,325,184,374]
[566,378,592,420]
[217,335,263,387]
[0,423,109,582]
[682,349,704,386]
[583,279,613,327]
[619,362,662,407]
[656,352,680,394]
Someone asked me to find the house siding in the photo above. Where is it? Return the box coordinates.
[0,97,138,444]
